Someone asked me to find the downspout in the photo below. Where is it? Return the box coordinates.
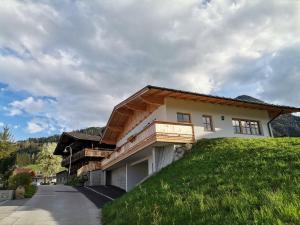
[267,110,283,137]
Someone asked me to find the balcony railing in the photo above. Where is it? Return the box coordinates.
[101,121,195,169]
[61,148,112,167]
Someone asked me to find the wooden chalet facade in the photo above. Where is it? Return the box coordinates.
[54,132,114,176]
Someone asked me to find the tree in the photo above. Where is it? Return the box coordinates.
[37,143,61,182]
[0,125,14,143]
[0,126,17,184]
[0,126,16,163]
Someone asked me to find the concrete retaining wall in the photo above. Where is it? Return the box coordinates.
[155,145,175,171]
[127,160,148,191]
[88,170,104,186]
[0,190,14,201]
[111,166,126,190]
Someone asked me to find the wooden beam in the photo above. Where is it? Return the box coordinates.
[108,125,124,133]
[101,139,117,145]
[156,90,171,96]
[139,96,164,105]
[125,103,147,111]
[116,108,133,116]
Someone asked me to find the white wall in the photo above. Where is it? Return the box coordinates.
[88,170,103,186]
[165,98,271,139]
[127,160,148,191]
[155,145,175,172]
[117,105,166,147]
[117,98,271,148]
[111,166,126,190]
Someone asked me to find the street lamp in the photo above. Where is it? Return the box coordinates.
[63,145,73,180]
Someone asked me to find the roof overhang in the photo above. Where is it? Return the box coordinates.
[54,132,102,155]
[100,85,300,145]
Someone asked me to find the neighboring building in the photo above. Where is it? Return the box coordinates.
[53,132,114,178]
[32,175,43,185]
[98,85,300,191]
[56,171,68,184]
[13,167,35,177]
[32,174,56,185]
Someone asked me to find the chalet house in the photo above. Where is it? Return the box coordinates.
[97,86,300,191]
[54,86,300,191]
[54,132,114,177]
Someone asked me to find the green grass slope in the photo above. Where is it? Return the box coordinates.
[102,138,300,225]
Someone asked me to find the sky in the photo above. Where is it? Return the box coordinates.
[0,0,300,140]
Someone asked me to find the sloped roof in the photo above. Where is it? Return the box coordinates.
[14,167,35,176]
[62,132,101,142]
[54,132,103,155]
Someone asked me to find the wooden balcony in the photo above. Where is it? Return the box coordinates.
[61,148,112,167]
[101,121,195,169]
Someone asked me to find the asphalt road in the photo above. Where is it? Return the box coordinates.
[0,185,101,225]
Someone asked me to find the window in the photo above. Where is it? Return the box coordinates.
[177,113,191,123]
[202,115,213,131]
[232,119,241,134]
[232,119,261,135]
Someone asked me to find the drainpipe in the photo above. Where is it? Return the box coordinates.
[267,110,283,137]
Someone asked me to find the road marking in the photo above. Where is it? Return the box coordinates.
[0,200,9,206]
[35,194,56,196]
[84,186,115,201]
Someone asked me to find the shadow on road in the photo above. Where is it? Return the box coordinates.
[75,185,126,209]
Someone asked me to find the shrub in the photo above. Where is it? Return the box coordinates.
[8,173,32,189]
[65,176,85,186]
[24,185,37,198]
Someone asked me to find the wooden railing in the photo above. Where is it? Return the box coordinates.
[101,121,195,169]
[61,148,112,167]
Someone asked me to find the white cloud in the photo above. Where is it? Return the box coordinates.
[0,0,299,135]
[26,121,46,134]
[0,122,4,127]
[7,97,52,116]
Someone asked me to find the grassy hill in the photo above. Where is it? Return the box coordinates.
[102,138,300,225]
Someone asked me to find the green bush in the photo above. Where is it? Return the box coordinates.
[66,175,86,186]
[24,184,37,198]
[8,173,32,189]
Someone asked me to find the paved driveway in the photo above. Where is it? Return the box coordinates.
[0,185,100,225]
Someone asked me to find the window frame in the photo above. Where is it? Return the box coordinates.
[176,112,192,123]
[232,118,262,135]
[202,115,214,132]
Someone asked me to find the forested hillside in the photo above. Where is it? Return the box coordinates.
[0,126,104,175]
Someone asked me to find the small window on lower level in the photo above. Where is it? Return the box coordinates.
[177,113,191,123]
[232,119,261,135]
[202,115,214,131]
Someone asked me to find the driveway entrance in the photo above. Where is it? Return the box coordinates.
[0,185,101,225]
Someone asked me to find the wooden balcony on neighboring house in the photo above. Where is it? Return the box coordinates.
[101,121,195,169]
[61,148,112,167]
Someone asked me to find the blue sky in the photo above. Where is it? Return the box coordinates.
[0,82,59,140]
[0,0,300,140]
